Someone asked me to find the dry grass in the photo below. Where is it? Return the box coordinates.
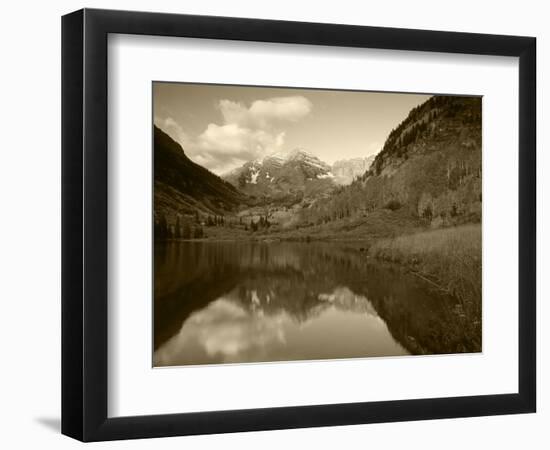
[369,224,481,351]
[369,224,481,307]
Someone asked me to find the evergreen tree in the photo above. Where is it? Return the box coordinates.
[194,225,203,239]
[182,222,191,239]
[159,213,169,240]
[175,215,182,239]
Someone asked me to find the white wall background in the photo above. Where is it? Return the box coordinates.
[0,0,546,448]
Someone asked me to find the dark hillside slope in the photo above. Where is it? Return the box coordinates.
[301,95,482,228]
[154,125,246,222]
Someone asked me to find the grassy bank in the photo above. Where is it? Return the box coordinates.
[368,224,481,304]
[368,224,481,351]
[195,208,424,242]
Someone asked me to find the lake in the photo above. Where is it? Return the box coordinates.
[153,241,471,367]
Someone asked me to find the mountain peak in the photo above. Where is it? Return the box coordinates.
[223,148,335,204]
[259,147,312,164]
[287,147,311,159]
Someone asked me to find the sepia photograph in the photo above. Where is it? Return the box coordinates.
[153,82,482,367]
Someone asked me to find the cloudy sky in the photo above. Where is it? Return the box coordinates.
[153,82,430,175]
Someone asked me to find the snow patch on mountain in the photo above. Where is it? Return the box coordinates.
[249,167,260,184]
[222,147,336,200]
[317,172,335,179]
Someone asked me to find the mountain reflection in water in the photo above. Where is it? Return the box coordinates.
[154,241,473,367]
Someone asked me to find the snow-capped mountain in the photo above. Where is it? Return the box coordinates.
[331,155,376,185]
[223,148,335,204]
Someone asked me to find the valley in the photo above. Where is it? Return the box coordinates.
[154,95,481,244]
[148,72,493,367]
[152,86,485,364]
[154,95,481,312]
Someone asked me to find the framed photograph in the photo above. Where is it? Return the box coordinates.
[62,8,536,441]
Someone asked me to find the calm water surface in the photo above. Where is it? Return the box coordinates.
[154,241,464,366]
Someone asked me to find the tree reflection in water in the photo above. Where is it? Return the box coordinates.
[154,241,479,367]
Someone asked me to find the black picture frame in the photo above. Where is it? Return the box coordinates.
[61,8,536,442]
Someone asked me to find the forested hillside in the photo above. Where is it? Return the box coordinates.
[154,125,247,237]
[300,96,482,229]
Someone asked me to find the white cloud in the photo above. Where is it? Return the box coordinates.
[219,96,312,129]
[194,123,287,174]
[156,96,312,175]
[192,96,311,174]
[154,116,189,149]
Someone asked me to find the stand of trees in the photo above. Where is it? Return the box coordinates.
[249,216,270,232]
[155,213,204,240]
[206,215,226,227]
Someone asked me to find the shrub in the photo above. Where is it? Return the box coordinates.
[385,199,402,211]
